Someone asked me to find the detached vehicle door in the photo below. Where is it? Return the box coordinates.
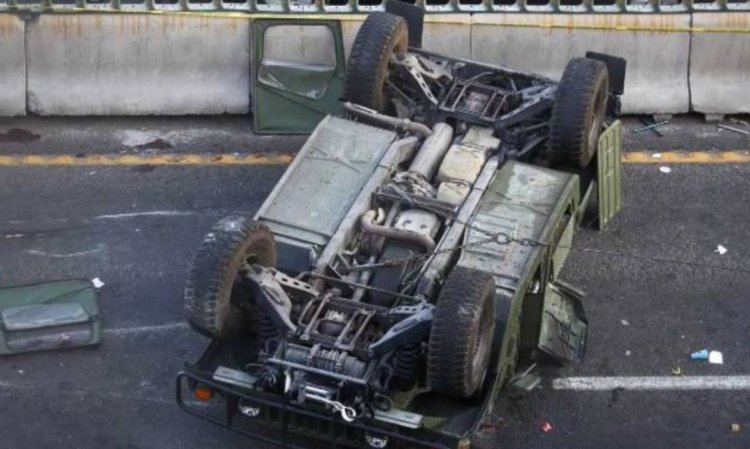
[253,19,346,134]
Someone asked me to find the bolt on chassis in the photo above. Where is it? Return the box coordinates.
[177,8,625,449]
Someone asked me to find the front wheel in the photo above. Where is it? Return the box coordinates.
[184,216,276,340]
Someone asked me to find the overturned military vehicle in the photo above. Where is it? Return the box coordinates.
[177,9,624,449]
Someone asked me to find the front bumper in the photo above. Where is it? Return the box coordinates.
[176,343,466,449]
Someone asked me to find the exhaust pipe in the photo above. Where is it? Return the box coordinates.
[360,209,436,253]
[343,102,433,138]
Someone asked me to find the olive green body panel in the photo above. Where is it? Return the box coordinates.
[457,161,582,386]
[252,20,345,134]
[598,120,624,229]
[0,279,101,355]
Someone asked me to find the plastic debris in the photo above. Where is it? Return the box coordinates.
[625,350,632,356]
[539,421,553,433]
[691,349,709,360]
[659,166,671,173]
[709,351,724,365]
[621,319,630,326]
[717,124,750,136]
[91,277,105,289]
[691,349,724,364]
[671,367,683,376]
[728,118,750,128]
[715,245,728,255]
[731,423,741,433]
[652,152,662,159]
[634,120,668,135]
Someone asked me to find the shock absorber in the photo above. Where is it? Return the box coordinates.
[259,314,280,356]
[392,344,420,390]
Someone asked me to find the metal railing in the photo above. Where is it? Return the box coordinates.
[1,0,748,14]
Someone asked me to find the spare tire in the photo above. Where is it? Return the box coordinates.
[344,12,408,113]
[184,216,276,340]
[428,267,496,399]
[548,57,609,168]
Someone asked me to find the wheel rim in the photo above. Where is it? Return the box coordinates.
[586,83,608,164]
[380,48,406,113]
[471,297,494,385]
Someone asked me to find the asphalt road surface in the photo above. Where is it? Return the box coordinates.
[0,115,749,449]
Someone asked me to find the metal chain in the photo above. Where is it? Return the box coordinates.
[351,200,750,276]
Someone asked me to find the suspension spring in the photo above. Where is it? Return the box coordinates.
[392,344,420,390]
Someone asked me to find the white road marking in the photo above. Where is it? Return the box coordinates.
[25,244,106,258]
[553,376,750,391]
[0,380,31,389]
[104,322,189,336]
[95,210,194,220]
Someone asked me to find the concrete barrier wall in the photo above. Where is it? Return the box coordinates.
[0,15,26,116]
[26,14,250,115]
[1,12,748,116]
[690,13,750,115]
[471,14,692,114]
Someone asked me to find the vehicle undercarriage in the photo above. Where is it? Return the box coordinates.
[178,8,625,449]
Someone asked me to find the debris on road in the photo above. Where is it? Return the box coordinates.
[635,117,668,136]
[0,279,102,355]
[659,166,672,173]
[731,423,741,433]
[621,319,630,326]
[625,350,632,356]
[717,124,750,136]
[91,277,105,289]
[728,117,750,128]
[671,366,683,376]
[690,349,709,360]
[690,349,723,364]
[652,152,662,159]
[715,244,728,255]
[539,421,553,433]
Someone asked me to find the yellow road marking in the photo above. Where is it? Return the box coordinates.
[0,151,749,167]
[623,151,750,164]
[0,153,294,166]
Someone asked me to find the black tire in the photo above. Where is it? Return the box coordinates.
[184,216,276,340]
[344,12,408,113]
[548,57,609,168]
[428,267,496,399]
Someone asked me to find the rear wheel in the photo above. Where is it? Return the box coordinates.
[184,216,276,340]
[547,57,609,168]
[428,267,496,399]
[344,12,409,113]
